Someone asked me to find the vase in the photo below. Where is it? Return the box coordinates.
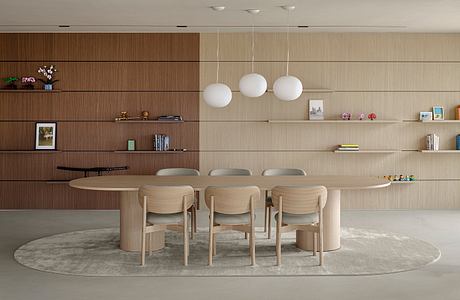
[44,84,53,91]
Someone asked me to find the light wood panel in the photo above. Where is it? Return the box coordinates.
[200,33,460,209]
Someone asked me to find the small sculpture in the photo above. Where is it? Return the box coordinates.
[409,175,416,181]
[21,76,36,89]
[341,112,352,120]
[119,112,129,120]
[399,175,404,181]
[368,113,377,121]
[141,111,150,120]
[358,113,365,120]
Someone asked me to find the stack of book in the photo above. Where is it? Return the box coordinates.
[426,134,439,151]
[336,144,360,151]
[153,134,170,151]
[158,115,183,121]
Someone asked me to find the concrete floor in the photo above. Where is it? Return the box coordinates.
[1,209,459,300]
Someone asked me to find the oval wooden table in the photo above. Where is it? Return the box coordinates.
[70,175,390,252]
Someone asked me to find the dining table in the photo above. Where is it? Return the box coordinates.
[70,175,390,252]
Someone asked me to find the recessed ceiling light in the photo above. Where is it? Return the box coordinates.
[281,5,295,11]
[58,25,70,28]
[298,25,309,28]
[246,9,261,15]
[176,25,188,28]
[210,6,225,11]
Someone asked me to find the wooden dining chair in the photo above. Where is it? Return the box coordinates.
[138,185,195,266]
[156,168,200,235]
[205,186,260,266]
[262,168,306,239]
[271,185,327,266]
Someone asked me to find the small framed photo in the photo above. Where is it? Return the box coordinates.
[419,112,433,121]
[432,106,444,120]
[308,99,324,120]
[35,122,57,150]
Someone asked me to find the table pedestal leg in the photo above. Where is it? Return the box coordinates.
[296,189,341,251]
[119,191,165,252]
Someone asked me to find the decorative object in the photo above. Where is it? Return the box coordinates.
[14,227,441,277]
[358,113,365,120]
[239,9,267,98]
[420,112,433,121]
[456,105,460,120]
[158,115,183,121]
[368,113,377,120]
[384,175,416,181]
[37,65,58,90]
[21,76,36,89]
[336,144,359,151]
[432,106,444,120]
[426,133,440,150]
[341,112,352,120]
[127,139,136,151]
[115,111,142,121]
[35,122,57,150]
[203,24,232,108]
[141,111,149,120]
[2,76,19,89]
[57,166,129,177]
[308,99,324,120]
[456,135,460,150]
[153,134,170,151]
[273,6,303,101]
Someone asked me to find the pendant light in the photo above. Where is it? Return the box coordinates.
[239,9,267,98]
[273,5,303,101]
[203,7,232,108]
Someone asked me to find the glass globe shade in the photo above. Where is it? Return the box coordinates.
[273,75,303,101]
[203,83,232,108]
[239,73,267,98]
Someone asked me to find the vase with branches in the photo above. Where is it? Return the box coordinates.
[37,65,58,90]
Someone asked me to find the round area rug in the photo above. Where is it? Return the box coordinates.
[14,227,440,276]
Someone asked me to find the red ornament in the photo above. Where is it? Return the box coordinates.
[368,113,377,120]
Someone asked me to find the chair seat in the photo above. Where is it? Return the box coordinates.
[147,212,188,225]
[274,212,318,225]
[214,212,254,225]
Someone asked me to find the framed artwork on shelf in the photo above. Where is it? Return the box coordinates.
[35,122,57,150]
[308,99,324,120]
[127,139,136,151]
[432,106,444,120]
[419,112,433,121]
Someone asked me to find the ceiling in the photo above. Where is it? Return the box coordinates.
[1,0,460,32]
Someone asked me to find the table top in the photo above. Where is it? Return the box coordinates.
[69,175,390,192]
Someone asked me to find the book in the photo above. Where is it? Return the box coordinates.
[339,144,359,148]
[426,133,439,150]
[337,147,360,151]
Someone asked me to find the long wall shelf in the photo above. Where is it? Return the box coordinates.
[0,89,61,93]
[268,119,401,124]
[0,150,61,154]
[114,120,184,124]
[334,150,400,154]
[419,150,460,153]
[114,150,187,154]
[265,88,334,93]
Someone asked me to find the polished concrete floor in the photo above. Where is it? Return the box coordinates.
[1,209,459,300]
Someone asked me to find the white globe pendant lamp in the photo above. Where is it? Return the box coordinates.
[203,14,232,108]
[239,9,267,98]
[273,6,303,101]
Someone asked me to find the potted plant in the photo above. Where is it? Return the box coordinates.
[37,65,58,90]
[2,77,19,89]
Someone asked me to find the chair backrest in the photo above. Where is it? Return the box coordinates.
[208,168,252,176]
[262,168,306,176]
[138,185,195,214]
[205,186,260,214]
[271,185,327,215]
[156,168,200,176]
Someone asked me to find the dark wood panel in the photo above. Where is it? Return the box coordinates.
[0,152,199,180]
[0,33,199,61]
[0,181,119,209]
[0,121,198,151]
[0,62,199,91]
[0,92,199,121]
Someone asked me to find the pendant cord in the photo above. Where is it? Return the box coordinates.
[251,14,255,73]
[286,9,290,76]
[216,28,220,82]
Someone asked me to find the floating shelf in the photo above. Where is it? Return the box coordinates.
[114,119,184,124]
[114,150,187,154]
[334,150,400,154]
[0,150,61,154]
[390,181,417,184]
[266,88,334,93]
[0,89,61,93]
[267,119,401,124]
[420,120,460,123]
[46,180,70,184]
[419,150,460,153]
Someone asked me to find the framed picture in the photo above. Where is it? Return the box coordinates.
[432,106,444,120]
[309,99,324,120]
[419,112,433,121]
[35,122,57,150]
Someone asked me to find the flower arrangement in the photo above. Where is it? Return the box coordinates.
[37,65,58,85]
[2,76,19,89]
[21,76,36,89]
[368,113,377,120]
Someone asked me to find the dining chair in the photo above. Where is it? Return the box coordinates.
[138,185,195,266]
[205,186,260,266]
[271,185,327,266]
[208,168,252,176]
[262,168,306,239]
[156,168,200,235]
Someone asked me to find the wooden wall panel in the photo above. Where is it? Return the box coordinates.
[200,33,460,209]
[0,33,200,209]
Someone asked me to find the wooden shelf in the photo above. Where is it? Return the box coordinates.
[114,150,187,154]
[266,88,334,93]
[390,181,417,184]
[0,89,61,93]
[334,150,400,154]
[419,150,460,153]
[114,120,184,123]
[404,120,460,123]
[0,150,61,154]
[268,119,400,124]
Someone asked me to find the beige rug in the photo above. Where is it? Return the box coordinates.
[14,227,440,276]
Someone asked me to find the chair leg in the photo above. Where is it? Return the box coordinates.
[183,223,189,266]
[245,232,248,240]
[264,205,268,233]
[190,207,196,240]
[268,206,272,239]
[193,206,197,233]
[319,228,324,266]
[250,228,256,266]
[149,232,153,256]
[213,233,217,256]
[313,232,317,256]
[140,228,146,266]
[208,227,213,266]
[276,219,281,266]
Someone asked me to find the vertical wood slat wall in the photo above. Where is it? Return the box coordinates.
[200,33,460,209]
[0,33,200,209]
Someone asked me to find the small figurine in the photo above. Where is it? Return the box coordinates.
[368,112,377,121]
[358,113,365,120]
[394,175,398,181]
[388,175,394,181]
[141,111,150,120]
[399,175,404,181]
[341,112,352,120]
[120,112,128,120]
[21,76,36,89]
[409,175,416,181]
